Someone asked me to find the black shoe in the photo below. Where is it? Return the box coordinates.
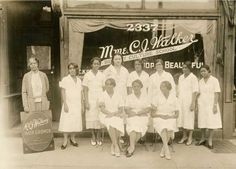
[61,144,67,150]
[195,140,206,146]
[70,139,78,147]
[126,151,133,158]
[205,143,214,149]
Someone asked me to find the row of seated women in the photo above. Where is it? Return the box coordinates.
[22,56,222,160]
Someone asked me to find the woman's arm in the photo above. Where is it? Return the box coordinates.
[190,92,198,111]
[99,103,112,116]
[213,92,219,114]
[137,107,151,116]
[83,86,89,110]
[61,88,69,113]
[124,106,136,117]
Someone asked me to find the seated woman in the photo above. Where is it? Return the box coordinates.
[125,79,150,157]
[151,81,179,160]
[98,78,124,157]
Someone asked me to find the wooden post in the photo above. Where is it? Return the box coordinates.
[223,13,235,138]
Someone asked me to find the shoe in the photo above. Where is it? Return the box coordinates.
[70,139,78,147]
[186,139,192,146]
[195,140,206,146]
[97,140,103,146]
[61,143,67,150]
[91,139,97,146]
[205,142,214,149]
[160,147,165,158]
[165,149,171,160]
[126,151,133,158]
[138,138,145,145]
[178,138,188,144]
[111,145,115,156]
[115,152,121,157]
[207,144,214,149]
[115,146,121,157]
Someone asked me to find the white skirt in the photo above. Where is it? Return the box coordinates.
[153,118,178,135]
[99,113,124,135]
[126,116,149,136]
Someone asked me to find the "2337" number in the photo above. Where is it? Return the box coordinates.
[127,23,158,32]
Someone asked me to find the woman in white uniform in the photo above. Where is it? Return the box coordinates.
[103,54,129,144]
[125,80,150,157]
[127,59,149,95]
[103,54,129,99]
[151,81,179,160]
[59,63,83,149]
[196,65,222,149]
[98,78,124,157]
[149,59,176,100]
[178,61,198,145]
[83,57,105,146]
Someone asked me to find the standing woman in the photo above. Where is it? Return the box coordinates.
[148,59,176,100]
[22,57,50,112]
[178,61,198,145]
[196,65,222,149]
[127,59,149,95]
[98,78,124,157]
[103,54,129,99]
[83,57,105,146]
[59,63,83,149]
[151,81,179,160]
[125,80,150,157]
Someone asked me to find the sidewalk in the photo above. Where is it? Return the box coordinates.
[1,136,236,169]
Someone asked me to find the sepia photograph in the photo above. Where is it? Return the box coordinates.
[1,0,236,169]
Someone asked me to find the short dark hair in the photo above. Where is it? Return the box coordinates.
[155,59,164,65]
[28,57,39,66]
[200,64,211,73]
[111,54,123,65]
[160,81,172,91]
[68,62,79,75]
[183,61,193,72]
[132,79,143,88]
[134,59,144,69]
[105,78,116,87]
[90,57,101,66]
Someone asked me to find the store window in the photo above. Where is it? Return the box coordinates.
[66,0,217,10]
[68,19,217,79]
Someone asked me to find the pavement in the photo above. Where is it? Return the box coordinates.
[1,135,236,169]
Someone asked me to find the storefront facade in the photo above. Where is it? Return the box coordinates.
[59,0,235,138]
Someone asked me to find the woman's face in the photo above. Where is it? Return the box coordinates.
[29,58,38,71]
[200,67,210,78]
[182,64,191,75]
[132,82,142,93]
[134,61,142,72]
[160,83,169,94]
[105,80,115,92]
[68,65,77,76]
[92,60,100,71]
[113,55,122,66]
[156,62,163,72]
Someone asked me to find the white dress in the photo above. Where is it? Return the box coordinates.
[127,71,150,95]
[148,71,176,100]
[98,91,124,135]
[82,70,105,129]
[125,93,150,136]
[58,75,83,132]
[178,73,199,130]
[198,76,222,129]
[152,93,179,134]
[103,65,129,99]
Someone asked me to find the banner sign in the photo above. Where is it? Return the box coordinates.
[21,111,54,154]
[81,24,205,76]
